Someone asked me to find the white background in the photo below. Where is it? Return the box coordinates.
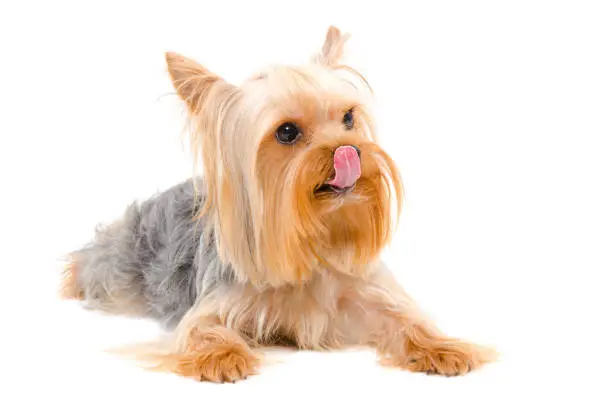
[1,1,611,405]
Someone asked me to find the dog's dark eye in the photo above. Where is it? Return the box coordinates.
[275,122,302,145]
[343,109,354,130]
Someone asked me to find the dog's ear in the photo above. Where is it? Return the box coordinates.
[314,26,350,66]
[165,52,236,114]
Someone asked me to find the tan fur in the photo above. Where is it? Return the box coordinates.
[59,261,83,300]
[352,269,496,376]
[255,102,402,283]
[133,263,494,380]
[380,333,495,376]
[115,26,494,382]
[161,326,259,383]
[117,323,259,383]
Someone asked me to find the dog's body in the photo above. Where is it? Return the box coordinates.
[62,27,493,382]
[69,179,207,328]
[68,178,418,347]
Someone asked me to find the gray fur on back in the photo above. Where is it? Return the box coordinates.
[71,179,235,329]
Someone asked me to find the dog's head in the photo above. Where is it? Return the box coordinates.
[166,27,402,286]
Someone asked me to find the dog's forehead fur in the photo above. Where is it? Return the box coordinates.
[249,64,364,98]
[242,64,372,139]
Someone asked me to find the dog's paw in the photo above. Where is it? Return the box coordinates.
[174,343,259,383]
[381,340,496,376]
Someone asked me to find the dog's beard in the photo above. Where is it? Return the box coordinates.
[256,141,402,282]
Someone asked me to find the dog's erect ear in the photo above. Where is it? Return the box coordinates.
[165,52,236,114]
[314,26,350,66]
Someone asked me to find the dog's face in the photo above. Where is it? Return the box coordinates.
[167,27,402,286]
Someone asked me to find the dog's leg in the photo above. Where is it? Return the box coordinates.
[126,315,259,383]
[340,266,495,376]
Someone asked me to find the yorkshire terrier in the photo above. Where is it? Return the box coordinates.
[61,26,494,382]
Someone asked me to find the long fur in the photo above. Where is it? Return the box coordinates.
[62,26,494,382]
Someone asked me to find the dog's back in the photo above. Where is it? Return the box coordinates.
[63,180,207,328]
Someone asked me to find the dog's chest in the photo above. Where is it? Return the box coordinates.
[229,271,351,348]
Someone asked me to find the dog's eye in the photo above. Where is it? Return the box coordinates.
[275,122,302,145]
[343,109,354,130]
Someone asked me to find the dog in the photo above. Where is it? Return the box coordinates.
[61,26,494,382]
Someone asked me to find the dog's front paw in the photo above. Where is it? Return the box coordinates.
[138,328,260,383]
[381,340,495,376]
[172,342,259,383]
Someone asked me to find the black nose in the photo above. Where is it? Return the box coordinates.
[351,145,361,157]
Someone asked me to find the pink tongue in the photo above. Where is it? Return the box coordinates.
[327,146,361,189]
